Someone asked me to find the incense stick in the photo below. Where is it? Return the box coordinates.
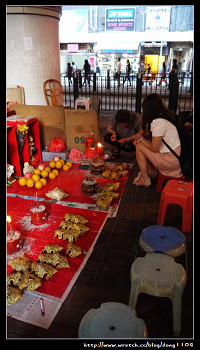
[40,298,45,316]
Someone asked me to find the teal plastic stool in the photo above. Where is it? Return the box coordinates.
[78,302,147,338]
[129,253,187,336]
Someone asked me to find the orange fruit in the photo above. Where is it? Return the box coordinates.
[66,161,72,168]
[48,171,56,180]
[35,180,43,189]
[52,169,59,176]
[40,178,47,186]
[49,161,56,169]
[33,168,41,175]
[55,160,63,169]
[19,177,27,186]
[40,170,49,178]
[60,159,65,166]
[32,174,40,182]
[63,164,70,172]
[26,178,35,187]
[45,166,51,172]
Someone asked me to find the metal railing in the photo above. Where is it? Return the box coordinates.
[61,71,193,113]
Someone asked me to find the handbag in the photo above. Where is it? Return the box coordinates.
[162,138,192,178]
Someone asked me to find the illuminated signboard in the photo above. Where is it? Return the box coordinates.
[145,7,171,31]
[105,8,135,31]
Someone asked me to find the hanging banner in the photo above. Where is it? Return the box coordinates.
[105,8,135,31]
[59,9,88,42]
[145,7,171,32]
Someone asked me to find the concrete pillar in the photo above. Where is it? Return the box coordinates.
[7,6,62,105]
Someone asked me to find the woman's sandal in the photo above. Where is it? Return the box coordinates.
[132,173,151,187]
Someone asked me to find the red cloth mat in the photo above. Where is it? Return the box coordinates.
[7,196,108,298]
[7,163,130,207]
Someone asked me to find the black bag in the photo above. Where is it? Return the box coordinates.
[162,125,193,179]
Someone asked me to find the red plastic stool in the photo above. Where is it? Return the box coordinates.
[156,172,185,192]
[157,180,193,232]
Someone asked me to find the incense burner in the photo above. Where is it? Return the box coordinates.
[30,204,47,225]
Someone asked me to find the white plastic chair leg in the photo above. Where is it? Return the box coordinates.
[128,274,140,309]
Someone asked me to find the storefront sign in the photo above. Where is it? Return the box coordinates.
[140,46,169,56]
[102,49,134,53]
[68,44,78,53]
[105,8,135,31]
[145,6,171,31]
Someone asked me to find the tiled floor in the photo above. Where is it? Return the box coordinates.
[7,111,193,339]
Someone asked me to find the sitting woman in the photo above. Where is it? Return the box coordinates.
[132,93,182,187]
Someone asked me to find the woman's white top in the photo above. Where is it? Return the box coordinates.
[150,118,180,153]
[117,61,121,73]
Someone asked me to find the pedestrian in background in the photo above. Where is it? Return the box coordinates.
[72,62,77,73]
[115,57,121,88]
[158,62,167,85]
[147,64,151,74]
[168,59,179,113]
[66,62,73,84]
[82,59,91,86]
[123,59,131,86]
[146,64,151,81]
[172,58,178,73]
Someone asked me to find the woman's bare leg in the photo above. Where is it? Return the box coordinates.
[135,144,149,179]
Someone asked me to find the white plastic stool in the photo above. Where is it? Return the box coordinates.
[129,253,187,336]
[75,97,92,110]
[78,302,147,338]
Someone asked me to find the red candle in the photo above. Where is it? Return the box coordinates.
[7,217,23,254]
[96,142,104,155]
[7,216,12,232]
[30,204,47,225]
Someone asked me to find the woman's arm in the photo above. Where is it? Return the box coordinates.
[123,129,143,143]
[134,136,163,152]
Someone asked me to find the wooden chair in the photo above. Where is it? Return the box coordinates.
[43,79,63,106]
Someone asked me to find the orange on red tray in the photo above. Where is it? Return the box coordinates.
[7,163,130,207]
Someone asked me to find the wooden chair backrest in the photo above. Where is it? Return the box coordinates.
[43,79,63,106]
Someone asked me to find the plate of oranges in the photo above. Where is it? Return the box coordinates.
[18,158,73,189]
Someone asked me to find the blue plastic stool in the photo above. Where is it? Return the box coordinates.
[139,225,186,256]
[138,225,187,272]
